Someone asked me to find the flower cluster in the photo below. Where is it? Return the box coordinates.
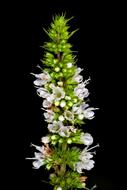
[32,68,98,136]
[28,15,99,190]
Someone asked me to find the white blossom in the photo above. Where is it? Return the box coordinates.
[41,136,51,144]
[64,110,74,121]
[75,67,83,75]
[74,86,89,99]
[72,103,82,114]
[80,151,93,162]
[69,126,77,133]
[26,144,46,169]
[74,162,84,173]
[80,133,93,146]
[58,126,71,137]
[48,121,63,133]
[74,75,83,83]
[80,102,89,110]
[33,72,51,86]
[74,78,91,99]
[74,144,99,173]
[43,100,52,108]
[83,107,98,120]
[77,78,91,89]
[82,160,95,170]
[52,86,65,101]
[46,94,55,103]
[43,110,54,122]
[32,159,45,169]
[72,102,88,115]
[72,102,98,121]
[37,88,50,98]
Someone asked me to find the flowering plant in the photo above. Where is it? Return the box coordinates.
[27,14,99,190]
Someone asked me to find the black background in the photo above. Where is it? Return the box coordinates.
[3,1,126,190]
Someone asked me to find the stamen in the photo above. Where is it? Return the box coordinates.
[30,72,35,76]
[36,65,42,69]
[26,157,36,160]
[87,144,100,151]
[90,185,97,190]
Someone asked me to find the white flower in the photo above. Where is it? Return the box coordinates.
[48,121,63,133]
[74,75,83,83]
[83,107,98,120]
[72,103,98,120]
[43,100,52,108]
[74,162,84,173]
[34,79,44,86]
[37,88,50,98]
[58,126,71,137]
[75,67,83,75]
[74,144,99,173]
[77,78,91,89]
[26,143,46,169]
[64,110,74,121]
[43,110,54,122]
[74,78,90,99]
[72,104,82,114]
[33,72,51,86]
[32,159,45,169]
[80,102,89,110]
[82,160,95,170]
[80,151,93,162]
[47,94,55,103]
[69,126,77,133]
[74,159,94,173]
[74,87,89,99]
[52,86,65,101]
[41,136,51,144]
[80,133,93,146]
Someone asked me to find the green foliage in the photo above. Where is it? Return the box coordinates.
[50,170,85,190]
[51,146,81,169]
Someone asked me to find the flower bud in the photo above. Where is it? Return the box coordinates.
[67,62,73,68]
[78,114,84,120]
[56,186,62,190]
[67,101,73,107]
[57,81,63,86]
[67,139,72,144]
[59,138,64,143]
[60,100,66,107]
[54,100,60,106]
[51,135,58,140]
[59,115,65,121]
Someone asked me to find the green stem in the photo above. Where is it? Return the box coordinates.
[59,143,67,176]
[62,142,67,151]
